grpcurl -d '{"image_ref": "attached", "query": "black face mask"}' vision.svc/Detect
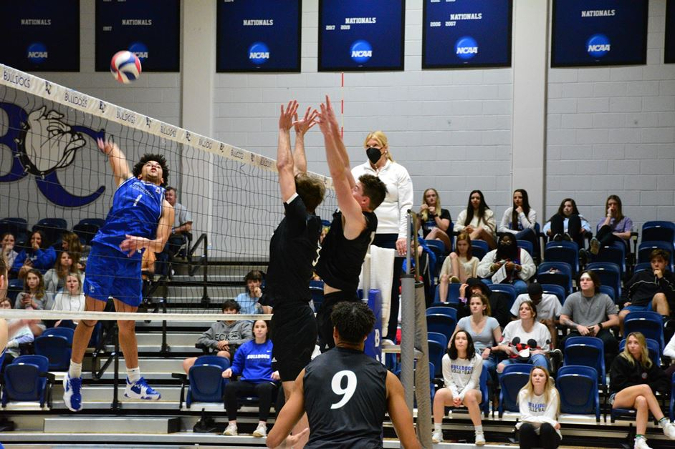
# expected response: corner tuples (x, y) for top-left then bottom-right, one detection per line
(366, 146), (382, 164)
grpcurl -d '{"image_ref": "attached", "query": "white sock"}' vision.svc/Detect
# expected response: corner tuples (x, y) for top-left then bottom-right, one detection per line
(434, 423), (442, 432)
(127, 367), (141, 383)
(475, 425), (484, 433)
(69, 361), (82, 379)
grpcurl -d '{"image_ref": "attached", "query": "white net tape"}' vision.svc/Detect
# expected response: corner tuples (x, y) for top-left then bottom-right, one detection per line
(1, 309), (272, 322)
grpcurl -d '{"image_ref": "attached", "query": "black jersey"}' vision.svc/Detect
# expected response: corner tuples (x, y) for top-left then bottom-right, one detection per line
(303, 347), (387, 449)
(315, 210), (377, 294)
(266, 195), (322, 308)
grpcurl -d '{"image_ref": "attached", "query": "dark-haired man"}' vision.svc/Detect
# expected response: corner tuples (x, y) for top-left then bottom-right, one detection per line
(267, 301), (421, 449)
(314, 96), (388, 352)
(63, 138), (174, 412)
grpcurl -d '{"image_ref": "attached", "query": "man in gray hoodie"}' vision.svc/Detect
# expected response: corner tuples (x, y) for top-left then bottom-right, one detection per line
(181, 299), (253, 373)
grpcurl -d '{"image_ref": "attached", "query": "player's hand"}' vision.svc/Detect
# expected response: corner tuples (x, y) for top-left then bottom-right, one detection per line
(282, 427), (309, 448)
(221, 368), (232, 379)
(96, 137), (116, 156)
(324, 95), (341, 133)
(279, 100), (299, 131)
(655, 269), (663, 279)
(293, 107), (318, 135)
(271, 370), (280, 381)
(395, 238), (406, 256)
(119, 235), (148, 257)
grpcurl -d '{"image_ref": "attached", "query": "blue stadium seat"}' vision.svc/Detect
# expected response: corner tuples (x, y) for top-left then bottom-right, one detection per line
(642, 221), (675, 247)
(426, 314), (456, 340)
(34, 334), (72, 371)
(428, 332), (448, 352)
(623, 311), (665, 354)
(516, 239), (534, 258)
(537, 262), (573, 295)
(598, 285), (616, 303)
(593, 241), (626, 278)
(182, 356), (230, 408)
(557, 365), (601, 422)
(633, 262), (652, 275)
(433, 283), (461, 304)
(587, 262), (622, 299)
(563, 336), (606, 392)
(541, 284), (566, 306)
(1, 355), (53, 408)
(0, 218), (29, 247)
(488, 284), (517, 311)
(471, 239), (489, 261)
(498, 363), (533, 417)
(426, 306), (457, 322)
(428, 340), (445, 378)
(32, 218), (68, 247)
(545, 241), (579, 276)
(638, 241), (674, 272)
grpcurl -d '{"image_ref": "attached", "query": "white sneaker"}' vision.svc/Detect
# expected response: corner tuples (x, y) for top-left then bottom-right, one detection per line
(475, 431), (486, 446)
(124, 377), (161, 401)
(253, 423), (267, 438)
(634, 436), (652, 449)
(432, 429), (443, 443)
(223, 423), (238, 436)
(662, 421), (675, 439)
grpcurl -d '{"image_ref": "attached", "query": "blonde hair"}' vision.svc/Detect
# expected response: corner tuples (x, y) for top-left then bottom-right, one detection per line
(620, 332), (652, 369)
(66, 273), (83, 295)
(363, 131), (394, 162)
(519, 367), (560, 417)
(420, 188), (441, 222)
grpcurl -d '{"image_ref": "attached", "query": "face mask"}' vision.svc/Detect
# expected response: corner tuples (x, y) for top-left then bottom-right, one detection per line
(366, 147), (382, 164)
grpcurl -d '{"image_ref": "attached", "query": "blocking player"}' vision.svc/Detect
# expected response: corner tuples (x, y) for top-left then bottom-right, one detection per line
(63, 138), (174, 412)
(267, 301), (421, 449)
(314, 96), (387, 352)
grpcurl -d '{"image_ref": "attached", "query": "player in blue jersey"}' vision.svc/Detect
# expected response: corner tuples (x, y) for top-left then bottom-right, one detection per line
(63, 138), (174, 412)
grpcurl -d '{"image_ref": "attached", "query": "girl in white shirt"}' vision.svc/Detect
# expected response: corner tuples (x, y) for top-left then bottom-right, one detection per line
(454, 190), (496, 249)
(495, 301), (551, 373)
(432, 330), (485, 446)
(52, 273), (85, 328)
(516, 366), (561, 449)
(438, 232), (479, 302)
(498, 189), (539, 259)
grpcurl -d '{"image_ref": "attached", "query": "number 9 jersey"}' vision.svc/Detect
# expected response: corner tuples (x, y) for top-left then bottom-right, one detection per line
(303, 346), (388, 448)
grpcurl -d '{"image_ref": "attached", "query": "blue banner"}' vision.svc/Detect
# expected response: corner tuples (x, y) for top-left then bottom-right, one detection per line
(666, 0), (675, 63)
(0, 0), (80, 72)
(423, 0), (512, 69)
(95, 0), (180, 72)
(217, 0), (301, 72)
(318, 0), (405, 72)
(364, 290), (383, 363)
(551, 0), (648, 67)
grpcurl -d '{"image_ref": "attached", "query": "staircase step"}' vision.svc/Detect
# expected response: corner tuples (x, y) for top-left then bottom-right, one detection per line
(43, 416), (180, 433)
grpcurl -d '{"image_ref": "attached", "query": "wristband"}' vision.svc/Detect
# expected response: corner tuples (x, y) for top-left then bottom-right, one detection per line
(597, 322), (603, 330)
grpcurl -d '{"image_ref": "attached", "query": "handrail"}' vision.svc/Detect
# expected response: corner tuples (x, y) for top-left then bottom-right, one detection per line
(187, 233), (210, 304)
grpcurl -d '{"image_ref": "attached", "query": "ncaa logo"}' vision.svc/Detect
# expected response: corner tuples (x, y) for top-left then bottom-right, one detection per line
(455, 36), (478, 60)
(129, 42), (149, 62)
(350, 40), (372, 64)
(27, 42), (48, 64)
(587, 34), (610, 58)
(249, 42), (270, 65)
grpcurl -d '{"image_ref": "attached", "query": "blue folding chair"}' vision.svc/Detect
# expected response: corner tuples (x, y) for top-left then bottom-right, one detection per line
(598, 285), (616, 303)
(537, 262), (573, 295)
(669, 371), (675, 422)
(426, 314), (456, 340)
(0, 218), (29, 247)
(1, 355), (53, 408)
(471, 239), (489, 261)
(427, 306), (457, 322)
(32, 218), (68, 246)
(557, 365), (601, 422)
(563, 336), (606, 395)
(642, 221), (675, 247)
(593, 241), (626, 278)
(545, 241), (580, 276)
(428, 340), (445, 379)
(433, 283), (461, 305)
(42, 327), (75, 343)
(633, 262), (652, 275)
(428, 332), (448, 352)
(541, 284), (566, 306)
(638, 241), (674, 271)
(498, 363), (533, 417)
(624, 311), (665, 353)
(517, 240), (534, 258)
(489, 284), (517, 311)
(34, 334), (71, 371)
(587, 262), (622, 299)
(180, 356), (231, 408)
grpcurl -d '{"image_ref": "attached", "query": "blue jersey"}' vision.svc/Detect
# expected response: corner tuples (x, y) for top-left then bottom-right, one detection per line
(92, 177), (165, 257)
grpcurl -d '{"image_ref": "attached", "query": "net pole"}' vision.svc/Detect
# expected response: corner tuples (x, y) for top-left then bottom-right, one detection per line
(414, 280), (432, 448)
(400, 212), (416, 411)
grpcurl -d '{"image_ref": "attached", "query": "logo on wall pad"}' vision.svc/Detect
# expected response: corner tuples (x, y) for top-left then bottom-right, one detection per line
(27, 43), (48, 64)
(455, 36), (478, 60)
(350, 40), (373, 64)
(129, 42), (149, 62)
(586, 34), (610, 58)
(249, 42), (270, 65)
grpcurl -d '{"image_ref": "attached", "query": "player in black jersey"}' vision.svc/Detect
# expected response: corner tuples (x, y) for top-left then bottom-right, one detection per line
(267, 301), (420, 449)
(314, 96), (387, 352)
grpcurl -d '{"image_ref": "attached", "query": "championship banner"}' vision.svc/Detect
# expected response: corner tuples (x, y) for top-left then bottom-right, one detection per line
(666, 0), (675, 64)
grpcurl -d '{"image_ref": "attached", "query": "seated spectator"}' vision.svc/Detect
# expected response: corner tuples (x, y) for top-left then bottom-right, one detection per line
(43, 250), (79, 294)
(453, 292), (501, 382)
(516, 366), (561, 449)
(61, 231), (86, 271)
(542, 198), (590, 248)
(495, 301), (551, 373)
(2, 232), (18, 273)
(438, 233), (478, 302)
(419, 188), (452, 252)
(432, 330), (485, 445)
(235, 270), (265, 315)
(182, 299), (253, 373)
(458, 278), (511, 329)
(52, 273), (85, 329)
(11, 230), (56, 279)
(620, 249), (674, 326)
(560, 270), (619, 369)
(589, 195), (633, 255)
(610, 332), (675, 449)
(499, 189), (539, 257)
(15, 268), (53, 310)
(511, 283), (562, 349)
(454, 190), (497, 249)
(164, 186), (193, 258)
(0, 297), (34, 371)
(477, 234), (535, 295)
(222, 319), (280, 438)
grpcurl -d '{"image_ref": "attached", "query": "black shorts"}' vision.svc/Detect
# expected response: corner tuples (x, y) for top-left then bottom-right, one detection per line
(316, 291), (360, 353)
(271, 303), (317, 382)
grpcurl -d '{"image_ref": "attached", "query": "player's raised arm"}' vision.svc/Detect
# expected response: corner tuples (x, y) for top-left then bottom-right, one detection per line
(266, 370), (308, 448)
(97, 137), (131, 187)
(292, 106), (318, 176)
(277, 101), (300, 203)
(386, 371), (422, 449)
(324, 95), (356, 189)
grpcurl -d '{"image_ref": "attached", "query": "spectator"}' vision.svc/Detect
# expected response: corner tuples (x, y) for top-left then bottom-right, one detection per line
(454, 190), (497, 249)
(516, 366), (561, 449)
(419, 188), (451, 252)
(542, 198), (590, 248)
(477, 234), (536, 294)
(2, 232), (18, 271)
(182, 299), (253, 373)
(560, 270), (619, 369)
(0, 297), (34, 371)
(590, 195), (633, 256)
(15, 268), (53, 310)
(222, 319), (280, 438)
(499, 189), (539, 258)
(43, 250), (80, 294)
(11, 230), (56, 279)
(165, 186), (193, 258)
(610, 332), (675, 449)
(432, 330), (485, 445)
(52, 273), (85, 329)
(61, 232), (86, 271)
(235, 270), (265, 315)
(620, 249), (674, 325)
(459, 278), (511, 329)
(495, 301), (551, 373)
(352, 130), (413, 344)
(453, 292), (501, 382)
(511, 283), (562, 349)
(438, 232), (479, 302)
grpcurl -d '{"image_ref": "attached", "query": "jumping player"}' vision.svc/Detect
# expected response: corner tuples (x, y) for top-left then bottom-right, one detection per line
(315, 96), (387, 352)
(63, 138), (174, 412)
(267, 101), (325, 444)
(267, 301), (421, 449)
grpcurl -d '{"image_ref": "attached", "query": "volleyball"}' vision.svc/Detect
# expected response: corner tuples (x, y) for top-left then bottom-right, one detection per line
(110, 51), (142, 84)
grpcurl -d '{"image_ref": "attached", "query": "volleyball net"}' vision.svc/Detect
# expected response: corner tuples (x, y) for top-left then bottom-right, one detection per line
(0, 64), (336, 312)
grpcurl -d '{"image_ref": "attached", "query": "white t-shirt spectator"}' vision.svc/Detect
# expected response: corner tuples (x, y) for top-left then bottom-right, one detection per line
(510, 293), (562, 321)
